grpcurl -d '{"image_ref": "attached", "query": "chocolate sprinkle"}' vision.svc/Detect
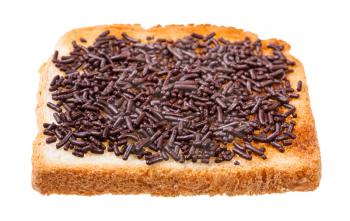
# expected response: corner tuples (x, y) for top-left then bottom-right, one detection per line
(46, 136), (57, 144)
(297, 80), (302, 92)
(43, 31), (301, 165)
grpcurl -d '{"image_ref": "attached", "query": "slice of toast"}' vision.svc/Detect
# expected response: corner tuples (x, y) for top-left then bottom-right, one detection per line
(32, 24), (321, 196)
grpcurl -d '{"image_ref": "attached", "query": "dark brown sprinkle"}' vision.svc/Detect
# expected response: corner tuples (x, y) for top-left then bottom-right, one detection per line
(283, 140), (293, 146)
(121, 32), (139, 43)
(244, 142), (265, 157)
(191, 33), (204, 39)
(146, 154), (163, 165)
(160, 149), (169, 160)
(204, 32), (216, 41)
(288, 122), (295, 133)
(297, 80), (302, 91)
(54, 129), (64, 139)
(122, 144), (134, 160)
(53, 51), (59, 61)
(217, 106), (224, 123)
(72, 150), (84, 157)
(53, 113), (62, 124)
(271, 142), (285, 152)
(79, 144), (91, 153)
(276, 134), (289, 141)
(63, 143), (71, 151)
(43, 123), (51, 128)
(233, 143), (245, 152)
(111, 143), (121, 156)
(232, 148), (252, 160)
(46, 136), (57, 144)
(164, 145), (180, 161)
(102, 126), (110, 138)
(215, 97), (227, 109)
(124, 116), (134, 131)
(234, 161), (240, 166)
(117, 139), (127, 146)
(43, 129), (55, 136)
(98, 30), (110, 38)
(167, 45), (183, 60)
(253, 134), (268, 142)
(266, 122), (281, 141)
(43, 31), (300, 165)
(113, 116), (124, 128)
(80, 37), (87, 43)
(284, 131), (297, 139)
(174, 84), (197, 90)
(136, 137), (151, 150)
(50, 75), (59, 86)
(47, 102), (62, 112)
(73, 131), (90, 138)
(69, 138), (86, 147)
(56, 131), (72, 148)
(222, 150), (234, 161)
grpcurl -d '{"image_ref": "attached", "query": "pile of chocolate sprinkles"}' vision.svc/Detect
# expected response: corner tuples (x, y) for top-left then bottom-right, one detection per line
(43, 30), (302, 165)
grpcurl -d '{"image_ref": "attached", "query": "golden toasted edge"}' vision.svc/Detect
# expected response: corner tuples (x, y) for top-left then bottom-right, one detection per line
(32, 24), (321, 195)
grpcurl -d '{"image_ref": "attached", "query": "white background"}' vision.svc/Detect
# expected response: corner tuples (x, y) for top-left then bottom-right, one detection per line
(0, 0), (349, 220)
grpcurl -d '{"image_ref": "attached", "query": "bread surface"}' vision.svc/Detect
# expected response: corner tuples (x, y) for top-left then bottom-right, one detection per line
(32, 24), (321, 196)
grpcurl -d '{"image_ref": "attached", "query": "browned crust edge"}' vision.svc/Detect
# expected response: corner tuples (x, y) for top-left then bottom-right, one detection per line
(32, 24), (321, 196)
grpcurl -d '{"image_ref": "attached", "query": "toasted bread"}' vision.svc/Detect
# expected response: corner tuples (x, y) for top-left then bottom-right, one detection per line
(32, 24), (321, 196)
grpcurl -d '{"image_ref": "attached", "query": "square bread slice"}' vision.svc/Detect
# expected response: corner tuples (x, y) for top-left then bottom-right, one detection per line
(32, 24), (321, 196)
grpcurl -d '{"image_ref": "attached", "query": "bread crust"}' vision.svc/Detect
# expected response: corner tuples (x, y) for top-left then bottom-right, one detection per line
(32, 24), (321, 196)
